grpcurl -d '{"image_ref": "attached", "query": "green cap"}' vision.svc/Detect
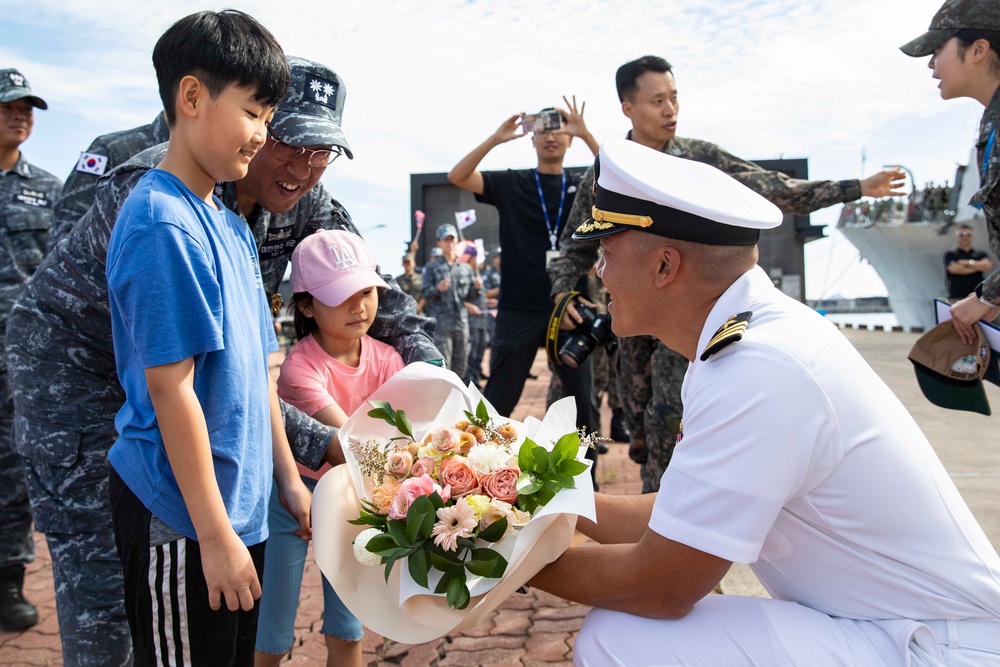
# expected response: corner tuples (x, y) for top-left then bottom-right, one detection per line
(908, 321), (991, 415)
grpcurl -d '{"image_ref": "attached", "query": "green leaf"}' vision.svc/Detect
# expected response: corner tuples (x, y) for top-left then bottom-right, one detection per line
(530, 447), (549, 475)
(408, 548), (429, 588)
(516, 472), (543, 496)
(429, 550), (458, 572)
(518, 439), (537, 472)
(434, 566), (459, 594)
(469, 548), (509, 578)
(386, 519), (411, 548)
(549, 472), (576, 490)
(551, 432), (580, 467)
(446, 571), (470, 609)
(463, 409), (476, 424)
(367, 407), (391, 421)
(476, 399), (490, 425)
(477, 517), (508, 543)
(348, 513), (386, 527)
(428, 491), (446, 511)
(537, 486), (556, 507)
(405, 496), (434, 544)
(556, 459), (589, 477)
(456, 536), (476, 552)
(396, 410), (415, 439)
(369, 400), (393, 414)
(366, 533), (398, 555)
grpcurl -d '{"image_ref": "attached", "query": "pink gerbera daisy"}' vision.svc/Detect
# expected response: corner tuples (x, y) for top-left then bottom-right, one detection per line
(431, 498), (478, 552)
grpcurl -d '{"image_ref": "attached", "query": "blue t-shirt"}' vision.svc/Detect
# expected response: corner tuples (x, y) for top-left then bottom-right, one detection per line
(106, 169), (278, 546)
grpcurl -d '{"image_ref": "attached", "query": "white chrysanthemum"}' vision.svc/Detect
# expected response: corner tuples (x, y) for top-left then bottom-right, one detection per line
(353, 528), (384, 567)
(467, 443), (513, 475)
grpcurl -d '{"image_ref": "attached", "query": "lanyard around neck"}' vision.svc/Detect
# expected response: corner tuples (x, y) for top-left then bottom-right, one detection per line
(534, 169), (567, 251)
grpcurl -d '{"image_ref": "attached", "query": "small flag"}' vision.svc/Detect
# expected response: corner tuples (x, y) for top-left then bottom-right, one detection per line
(455, 209), (477, 230)
(414, 210), (425, 231)
(75, 152), (108, 176)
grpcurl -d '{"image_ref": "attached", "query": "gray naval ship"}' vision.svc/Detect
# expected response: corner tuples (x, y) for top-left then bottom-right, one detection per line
(837, 147), (995, 332)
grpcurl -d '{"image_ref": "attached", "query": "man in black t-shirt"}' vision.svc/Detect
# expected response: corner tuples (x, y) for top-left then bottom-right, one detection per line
(945, 224), (993, 299)
(447, 99), (600, 427)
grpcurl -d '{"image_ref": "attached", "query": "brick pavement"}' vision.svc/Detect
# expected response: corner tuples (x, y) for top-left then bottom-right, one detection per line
(0, 348), (641, 666)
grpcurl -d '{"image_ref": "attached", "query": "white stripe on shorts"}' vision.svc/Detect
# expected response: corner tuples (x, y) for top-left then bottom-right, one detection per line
(148, 540), (192, 666)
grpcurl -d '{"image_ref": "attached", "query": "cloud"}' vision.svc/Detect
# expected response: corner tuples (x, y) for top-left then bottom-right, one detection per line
(3, 0), (975, 293)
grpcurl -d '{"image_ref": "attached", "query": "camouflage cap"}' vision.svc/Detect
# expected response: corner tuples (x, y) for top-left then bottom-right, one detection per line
(900, 0), (1000, 57)
(268, 56), (353, 159)
(0, 69), (47, 109)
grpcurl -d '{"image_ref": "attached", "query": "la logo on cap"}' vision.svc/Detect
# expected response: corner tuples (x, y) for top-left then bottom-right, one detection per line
(329, 243), (359, 270)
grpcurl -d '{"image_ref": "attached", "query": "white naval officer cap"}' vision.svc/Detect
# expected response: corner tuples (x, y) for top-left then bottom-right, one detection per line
(572, 139), (783, 245)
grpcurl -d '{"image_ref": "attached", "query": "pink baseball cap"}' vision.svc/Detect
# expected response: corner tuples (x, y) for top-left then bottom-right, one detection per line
(290, 230), (388, 307)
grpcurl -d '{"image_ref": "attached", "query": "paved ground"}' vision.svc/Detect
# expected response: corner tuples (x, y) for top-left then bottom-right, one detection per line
(2, 327), (998, 665)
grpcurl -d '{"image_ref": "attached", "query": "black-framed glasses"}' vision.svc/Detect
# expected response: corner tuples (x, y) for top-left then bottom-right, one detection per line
(266, 124), (343, 168)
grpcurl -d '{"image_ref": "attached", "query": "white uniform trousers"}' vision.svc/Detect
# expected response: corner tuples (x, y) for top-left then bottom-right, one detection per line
(574, 595), (1000, 667)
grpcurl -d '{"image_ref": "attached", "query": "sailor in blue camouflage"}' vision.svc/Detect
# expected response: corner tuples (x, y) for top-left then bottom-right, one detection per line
(549, 54), (906, 494)
(0, 67), (60, 632)
(6, 57), (438, 666)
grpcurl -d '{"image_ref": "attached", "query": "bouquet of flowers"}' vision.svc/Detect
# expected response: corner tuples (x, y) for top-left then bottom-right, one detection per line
(312, 363), (596, 644)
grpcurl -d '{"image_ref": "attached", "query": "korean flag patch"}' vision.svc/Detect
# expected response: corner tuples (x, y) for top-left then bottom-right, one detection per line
(75, 152), (108, 176)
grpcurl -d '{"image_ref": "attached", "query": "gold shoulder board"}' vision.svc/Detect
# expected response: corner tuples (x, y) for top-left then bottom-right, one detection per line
(699, 311), (752, 361)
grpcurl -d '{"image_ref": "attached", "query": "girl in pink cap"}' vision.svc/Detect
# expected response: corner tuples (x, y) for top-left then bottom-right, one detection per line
(256, 229), (405, 667)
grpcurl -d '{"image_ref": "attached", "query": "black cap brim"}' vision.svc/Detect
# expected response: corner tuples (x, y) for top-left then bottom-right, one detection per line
(912, 362), (991, 415)
(900, 29), (957, 57)
(571, 217), (630, 242)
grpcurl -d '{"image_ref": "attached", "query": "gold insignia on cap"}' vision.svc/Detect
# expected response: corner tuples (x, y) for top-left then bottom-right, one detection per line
(700, 311), (752, 361)
(591, 206), (653, 228)
(575, 219), (615, 234)
(269, 292), (284, 315)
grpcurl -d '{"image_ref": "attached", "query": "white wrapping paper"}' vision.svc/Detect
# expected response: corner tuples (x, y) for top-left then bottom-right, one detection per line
(311, 363), (596, 643)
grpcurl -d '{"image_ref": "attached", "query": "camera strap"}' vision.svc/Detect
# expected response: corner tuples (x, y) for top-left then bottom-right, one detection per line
(546, 291), (581, 366)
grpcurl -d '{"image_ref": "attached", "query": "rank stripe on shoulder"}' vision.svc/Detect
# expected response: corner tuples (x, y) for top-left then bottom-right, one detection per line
(699, 311), (752, 361)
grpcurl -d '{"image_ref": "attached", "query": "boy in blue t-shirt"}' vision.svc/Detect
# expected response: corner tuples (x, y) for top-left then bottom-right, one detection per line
(105, 10), (312, 664)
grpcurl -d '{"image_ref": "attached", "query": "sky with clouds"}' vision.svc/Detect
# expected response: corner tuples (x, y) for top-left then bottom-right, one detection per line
(2, 0), (985, 299)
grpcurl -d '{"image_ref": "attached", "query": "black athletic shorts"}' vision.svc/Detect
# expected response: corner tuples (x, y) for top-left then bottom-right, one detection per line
(110, 467), (266, 666)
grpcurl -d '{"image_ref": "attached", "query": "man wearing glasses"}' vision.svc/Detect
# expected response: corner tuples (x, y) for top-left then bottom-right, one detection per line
(5, 57), (438, 667)
(945, 224), (994, 300)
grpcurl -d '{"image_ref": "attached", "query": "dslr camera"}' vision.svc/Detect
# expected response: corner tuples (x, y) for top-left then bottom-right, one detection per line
(559, 302), (613, 368)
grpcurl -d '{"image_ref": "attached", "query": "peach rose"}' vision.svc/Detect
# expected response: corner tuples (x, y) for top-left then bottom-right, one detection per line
(480, 466), (520, 504)
(438, 455), (480, 498)
(409, 456), (437, 478)
(431, 427), (463, 454)
(388, 474), (451, 520)
(370, 477), (401, 515)
(384, 449), (413, 479)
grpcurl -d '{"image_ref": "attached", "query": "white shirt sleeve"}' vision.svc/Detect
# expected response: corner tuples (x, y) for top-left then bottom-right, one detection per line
(648, 340), (842, 564)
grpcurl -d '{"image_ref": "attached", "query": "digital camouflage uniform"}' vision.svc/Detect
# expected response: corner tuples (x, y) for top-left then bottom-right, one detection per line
(49, 114), (168, 245)
(6, 141), (438, 666)
(0, 154), (61, 573)
(548, 134), (865, 492)
(421, 255), (478, 379)
(973, 85), (1000, 306)
(395, 269), (423, 303)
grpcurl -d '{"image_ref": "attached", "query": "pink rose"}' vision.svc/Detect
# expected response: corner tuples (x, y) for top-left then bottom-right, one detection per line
(438, 455), (480, 498)
(409, 456), (437, 478)
(388, 474), (451, 520)
(431, 427), (462, 454)
(384, 450), (413, 479)
(481, 466), (520, 504)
